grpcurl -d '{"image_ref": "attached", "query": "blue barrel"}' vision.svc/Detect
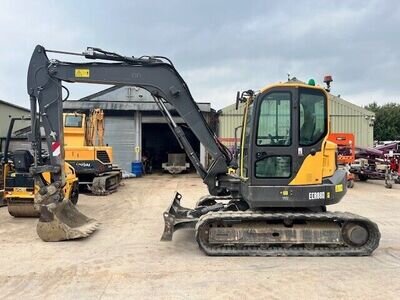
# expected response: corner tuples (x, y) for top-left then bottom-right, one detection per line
(131, 161), (143, 177)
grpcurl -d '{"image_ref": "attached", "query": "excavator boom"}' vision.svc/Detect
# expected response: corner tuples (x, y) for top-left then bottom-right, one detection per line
(27, 45), (236, 242)
(28, 46), (236, 195)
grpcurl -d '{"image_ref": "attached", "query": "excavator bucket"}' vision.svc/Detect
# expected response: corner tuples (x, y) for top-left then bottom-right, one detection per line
(36, 198), (99, 242)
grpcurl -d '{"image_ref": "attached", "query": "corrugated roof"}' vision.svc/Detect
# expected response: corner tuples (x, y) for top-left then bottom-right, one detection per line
(66, 85), (212, 112)
(0, 99), (30, 112)
(330, 95), (374, 116)
(64, 100), (212, 112)
(79, 85), (124, 101)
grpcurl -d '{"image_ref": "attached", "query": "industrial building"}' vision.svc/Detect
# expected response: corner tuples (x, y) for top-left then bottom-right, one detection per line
(0, 99), (31, 152)
(218, 84), (375, 150)
(63, 86), (217, 172)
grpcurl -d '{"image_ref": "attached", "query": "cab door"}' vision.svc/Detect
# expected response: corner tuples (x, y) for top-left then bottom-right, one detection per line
(250, 88), (299, 186)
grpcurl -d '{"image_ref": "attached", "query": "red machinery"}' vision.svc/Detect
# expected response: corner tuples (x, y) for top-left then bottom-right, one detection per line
(328, 133), (355, 164)
(350, 144), (400, 189)
(328, 133), (355, 188)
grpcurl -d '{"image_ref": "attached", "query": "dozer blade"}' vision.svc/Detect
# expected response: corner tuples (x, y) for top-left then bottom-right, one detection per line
(161, 192), (226, 241)
(161, 192), (198, 241)
(37, 198), (99, 242)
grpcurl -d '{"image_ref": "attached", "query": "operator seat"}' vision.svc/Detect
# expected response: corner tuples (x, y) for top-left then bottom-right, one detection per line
(13, 150), (34, 173)
(6, 150), (35, 189)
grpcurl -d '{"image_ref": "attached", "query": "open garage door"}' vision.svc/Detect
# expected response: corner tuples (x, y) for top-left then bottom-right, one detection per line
(142, 123), (199, 171)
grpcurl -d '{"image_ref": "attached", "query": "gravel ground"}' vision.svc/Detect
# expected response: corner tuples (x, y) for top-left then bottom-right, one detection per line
(0, 174), (399, 299)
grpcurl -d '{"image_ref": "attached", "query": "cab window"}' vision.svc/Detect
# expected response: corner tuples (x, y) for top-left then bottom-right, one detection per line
(299, 90), (327, 146)
(240, 102), (253, 178)
(256, 92), (291, 146)
(255, 155), (291, 178)
(64, 115), (83, 128)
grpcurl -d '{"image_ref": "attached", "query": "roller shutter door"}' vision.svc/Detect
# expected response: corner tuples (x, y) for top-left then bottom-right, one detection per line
(104, 116), (136, 172)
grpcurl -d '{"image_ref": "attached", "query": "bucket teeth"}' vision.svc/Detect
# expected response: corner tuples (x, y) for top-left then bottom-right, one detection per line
(36, 199), (99, 242)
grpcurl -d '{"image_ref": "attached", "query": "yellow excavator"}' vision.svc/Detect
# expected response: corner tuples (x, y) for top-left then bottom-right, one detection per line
(26, 45), (380, 257)
(63, 109), (121, 195)
(2, 117), (79, 217)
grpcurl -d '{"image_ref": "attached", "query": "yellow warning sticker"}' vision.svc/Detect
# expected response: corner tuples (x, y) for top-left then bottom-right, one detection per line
(335, 184), (343, 193)
(75, 69), (90, 78)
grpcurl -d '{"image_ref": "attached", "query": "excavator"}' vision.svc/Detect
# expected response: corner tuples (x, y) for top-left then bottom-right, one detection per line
(26, 45), (380, 256)
(1, 117), (79, 217)
(64, 109), (121, 195)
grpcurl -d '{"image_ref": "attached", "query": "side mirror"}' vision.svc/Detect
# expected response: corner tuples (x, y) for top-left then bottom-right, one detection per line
(236, 89), (254, 110)
(235, 91), (240, 110)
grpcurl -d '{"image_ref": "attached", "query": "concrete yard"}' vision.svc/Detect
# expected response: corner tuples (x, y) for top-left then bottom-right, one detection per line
(0, 174), (399, 299)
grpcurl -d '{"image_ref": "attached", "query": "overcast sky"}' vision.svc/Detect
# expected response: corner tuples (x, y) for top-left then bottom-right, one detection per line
(0, 0), (399, 109)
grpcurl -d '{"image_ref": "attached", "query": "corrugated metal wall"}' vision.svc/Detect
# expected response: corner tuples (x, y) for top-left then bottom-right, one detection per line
(218, 104), (244, 151)
(104, 116), (137, 172)
(218, 95), (375, 148)
(0, 102), (30, 138)
(329, 95), (374, 147)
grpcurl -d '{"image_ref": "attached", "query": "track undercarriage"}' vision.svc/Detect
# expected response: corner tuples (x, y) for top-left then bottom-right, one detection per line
(89, 170), (122, 195)
(162, 192), (380, 256)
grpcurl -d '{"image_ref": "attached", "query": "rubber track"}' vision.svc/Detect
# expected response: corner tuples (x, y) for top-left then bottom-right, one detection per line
(195, 211), (381, 257)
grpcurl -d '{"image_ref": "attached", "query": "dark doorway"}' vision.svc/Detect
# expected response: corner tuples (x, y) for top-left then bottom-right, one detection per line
(142, 123), (200, 170)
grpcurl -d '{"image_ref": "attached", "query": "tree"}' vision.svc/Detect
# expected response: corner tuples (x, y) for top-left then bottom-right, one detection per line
(365, 102), (400, 141)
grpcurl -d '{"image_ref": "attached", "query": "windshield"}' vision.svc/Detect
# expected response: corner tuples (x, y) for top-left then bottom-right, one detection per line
(64, 115), (83, 128)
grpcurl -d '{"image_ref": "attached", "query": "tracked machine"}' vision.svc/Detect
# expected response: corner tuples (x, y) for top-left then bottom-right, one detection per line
(27, 45), (380, 255)
(64, 109), (121, 195)
(1, 117), (79, 217)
